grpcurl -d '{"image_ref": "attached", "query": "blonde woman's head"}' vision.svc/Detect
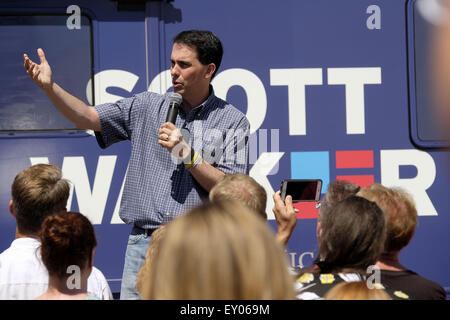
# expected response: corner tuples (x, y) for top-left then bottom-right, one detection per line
(140, 200), (294, 300)
(357, 184), (417, 253)
(325, 281), (391, 300)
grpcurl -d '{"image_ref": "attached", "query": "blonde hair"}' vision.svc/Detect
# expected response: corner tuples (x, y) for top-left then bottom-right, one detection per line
(324, 281), (391, 300)
(140, 201), (294, 299)
(357, 184), (417, 253)
(209, 174), (267, 219)
(11, 164), (70, 235)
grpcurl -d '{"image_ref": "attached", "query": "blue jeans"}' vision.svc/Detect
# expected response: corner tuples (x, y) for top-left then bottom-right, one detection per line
(120, 227), (152, 300)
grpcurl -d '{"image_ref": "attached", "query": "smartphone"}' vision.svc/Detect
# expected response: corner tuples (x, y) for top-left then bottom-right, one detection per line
(280, 179), (322, 202)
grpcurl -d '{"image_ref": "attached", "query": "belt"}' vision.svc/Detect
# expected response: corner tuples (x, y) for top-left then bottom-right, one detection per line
(131, 225), (155, 237)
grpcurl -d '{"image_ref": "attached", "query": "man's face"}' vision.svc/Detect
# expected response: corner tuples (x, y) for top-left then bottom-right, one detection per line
(170, 42), (212, 99)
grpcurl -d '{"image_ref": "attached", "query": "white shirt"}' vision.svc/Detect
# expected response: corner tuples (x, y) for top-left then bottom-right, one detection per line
(0, 238), (113, 300)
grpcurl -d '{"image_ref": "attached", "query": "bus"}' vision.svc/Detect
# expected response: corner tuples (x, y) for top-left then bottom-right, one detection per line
(0, 0), (448, 297)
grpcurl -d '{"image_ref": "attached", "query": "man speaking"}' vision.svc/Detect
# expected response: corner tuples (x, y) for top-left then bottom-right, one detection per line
(24, 30), (250, 299)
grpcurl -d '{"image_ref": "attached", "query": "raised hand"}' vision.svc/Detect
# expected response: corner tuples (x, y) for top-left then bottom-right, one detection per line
(24, 48), (52, 90)
(272, 190), (298, 247)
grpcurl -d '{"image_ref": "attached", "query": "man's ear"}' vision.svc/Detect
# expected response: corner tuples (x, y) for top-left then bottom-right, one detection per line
(9, 200), (15, 218)
(205, 63), (216, 79)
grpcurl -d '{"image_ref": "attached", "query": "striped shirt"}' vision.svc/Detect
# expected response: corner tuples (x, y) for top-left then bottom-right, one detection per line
(94, 87), (250, 229)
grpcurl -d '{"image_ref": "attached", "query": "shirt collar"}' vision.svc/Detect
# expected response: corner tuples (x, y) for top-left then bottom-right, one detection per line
(198, 85), (215, 111)
(11, 237), (41, 248)
(180, 85), (215, 117)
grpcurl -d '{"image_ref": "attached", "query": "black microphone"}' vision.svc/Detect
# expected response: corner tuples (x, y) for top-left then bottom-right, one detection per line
(166, 93), (183, 124)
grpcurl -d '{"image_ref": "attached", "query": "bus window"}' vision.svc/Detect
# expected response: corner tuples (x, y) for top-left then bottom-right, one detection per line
(408, 1), (450, 148)
(0, 14), (92, 132)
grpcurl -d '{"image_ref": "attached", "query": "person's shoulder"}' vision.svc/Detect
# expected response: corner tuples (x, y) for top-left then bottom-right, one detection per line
(0, 242), (14, 258)
(97, 91), (166, 116)
(381, 269), (445, 299)
(382, 268), (443, 288)
(209, 95), (250, 129)
(405, 270), (446, 293)
(88, 267), (113, 300)
(213, 95), (246, 116)
(133, 90), (167, 104)
(90, 266), (108, 280)
(94, 91), (165, 118)
(0, 238), (39, 260)
(88, 266), (109, 288)
(0, 243), (47, 286)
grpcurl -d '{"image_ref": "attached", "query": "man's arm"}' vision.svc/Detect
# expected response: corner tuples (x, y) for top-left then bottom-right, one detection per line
(24, 48), (101, 131)
(158, 122), (225, 192)
(186, 158), (225, 192)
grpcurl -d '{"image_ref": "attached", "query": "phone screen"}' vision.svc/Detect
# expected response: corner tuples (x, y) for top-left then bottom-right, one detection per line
(281, 180), (322, 201)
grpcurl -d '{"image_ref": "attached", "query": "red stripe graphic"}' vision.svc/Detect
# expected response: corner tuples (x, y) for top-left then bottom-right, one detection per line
(336, 175), (374, 188)
(293, 201), (320, 219)
(336, 150), (374, 168)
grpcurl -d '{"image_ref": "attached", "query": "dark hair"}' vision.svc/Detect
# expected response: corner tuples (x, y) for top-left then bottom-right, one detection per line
(11, 164), (70, 235)
(318, 196), (386, 273)
(40, 211), (97, 279)
(318, 180), (361, 221)
(174, 30), (223, 78)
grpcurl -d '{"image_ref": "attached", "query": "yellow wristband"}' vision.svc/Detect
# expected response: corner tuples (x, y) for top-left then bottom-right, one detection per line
(184, 151), (198, 169)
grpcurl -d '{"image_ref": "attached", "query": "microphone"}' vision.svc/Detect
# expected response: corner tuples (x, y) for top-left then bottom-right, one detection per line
(166, 93), (183, 124)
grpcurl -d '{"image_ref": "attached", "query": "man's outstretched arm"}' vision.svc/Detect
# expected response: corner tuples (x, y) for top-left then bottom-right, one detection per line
(24, 48), (101, 131)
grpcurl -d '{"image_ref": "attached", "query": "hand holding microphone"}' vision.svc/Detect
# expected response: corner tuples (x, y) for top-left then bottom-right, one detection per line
(158, 93), (189, 158)
(159, 92), (182, 142)
(158, 93), (201, 169)
(166, 92), (183, 124)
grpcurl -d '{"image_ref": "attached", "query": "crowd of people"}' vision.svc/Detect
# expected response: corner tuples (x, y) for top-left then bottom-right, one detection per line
(0, 164), (446, 300)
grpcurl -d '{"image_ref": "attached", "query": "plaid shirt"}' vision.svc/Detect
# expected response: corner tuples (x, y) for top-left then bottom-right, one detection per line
(95, 87), (250, 229)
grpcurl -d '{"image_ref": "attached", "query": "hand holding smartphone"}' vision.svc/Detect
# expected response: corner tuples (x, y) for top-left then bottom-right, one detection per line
(280, 179), (322, 202)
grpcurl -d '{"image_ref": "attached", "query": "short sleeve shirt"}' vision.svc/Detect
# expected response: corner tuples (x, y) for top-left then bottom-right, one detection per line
(0, 238), (113, 300)
(94, 88), (250, 229)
